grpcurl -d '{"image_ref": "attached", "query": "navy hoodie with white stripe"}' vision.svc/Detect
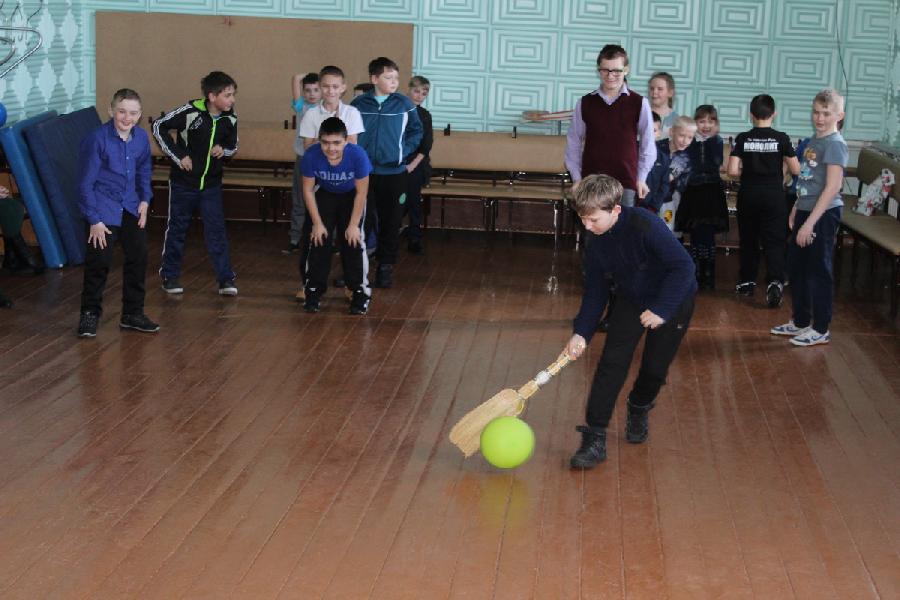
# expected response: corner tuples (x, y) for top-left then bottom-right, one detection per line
(152, 98), (238, 190)
(351, 92), (423, 175)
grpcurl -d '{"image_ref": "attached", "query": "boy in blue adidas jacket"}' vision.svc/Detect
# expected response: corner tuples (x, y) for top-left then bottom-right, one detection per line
(351, 57), (423, 288)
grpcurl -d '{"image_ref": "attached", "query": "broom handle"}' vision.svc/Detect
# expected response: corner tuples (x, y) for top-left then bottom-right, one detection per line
(516, 352), (572, 401)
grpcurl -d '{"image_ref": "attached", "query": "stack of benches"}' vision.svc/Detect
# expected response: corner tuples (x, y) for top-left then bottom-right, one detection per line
(423, 131), (572, 246)
(837, 145), (900, 317)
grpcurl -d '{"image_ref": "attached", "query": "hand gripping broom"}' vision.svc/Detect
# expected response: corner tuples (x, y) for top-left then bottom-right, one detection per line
(449, 352), (573, 457)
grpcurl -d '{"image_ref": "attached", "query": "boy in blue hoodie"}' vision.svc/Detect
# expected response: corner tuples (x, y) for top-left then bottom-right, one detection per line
(351, 57), (423, 288)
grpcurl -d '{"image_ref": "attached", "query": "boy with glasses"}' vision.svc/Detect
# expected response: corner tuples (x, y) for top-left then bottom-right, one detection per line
(564, 44), (656, 207)
(565, 44), (658, 330)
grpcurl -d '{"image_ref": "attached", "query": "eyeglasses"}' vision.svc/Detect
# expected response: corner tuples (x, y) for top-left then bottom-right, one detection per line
(597, 68), (626, 76)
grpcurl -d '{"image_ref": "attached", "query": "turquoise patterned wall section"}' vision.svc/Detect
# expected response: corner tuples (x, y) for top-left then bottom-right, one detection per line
(0, 1), (894, 145)
(888, 0), (900, 146)
(0, 1), (83, 125)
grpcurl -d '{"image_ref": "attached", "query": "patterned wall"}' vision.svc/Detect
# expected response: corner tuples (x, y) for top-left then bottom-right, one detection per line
(0, 0), (898, 145)
(0, 1), (83, 124)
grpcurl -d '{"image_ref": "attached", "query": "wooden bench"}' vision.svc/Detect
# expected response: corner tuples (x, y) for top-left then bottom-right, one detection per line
(147, 122), (297, 226)
(424, 132), (571, 245)
(836, 146), (900, 317)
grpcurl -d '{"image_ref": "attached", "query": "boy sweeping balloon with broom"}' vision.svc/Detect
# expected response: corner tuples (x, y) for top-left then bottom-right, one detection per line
(565, 174), (696, 469)
(450, 174), (696, 470)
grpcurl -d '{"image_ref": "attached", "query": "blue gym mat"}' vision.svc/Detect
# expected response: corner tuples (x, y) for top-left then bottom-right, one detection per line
(0, 111), (65, 267)
(24, 107), (102, 266)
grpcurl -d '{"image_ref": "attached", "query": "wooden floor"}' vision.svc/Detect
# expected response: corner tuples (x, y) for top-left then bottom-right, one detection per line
(0, 221), (898, 600)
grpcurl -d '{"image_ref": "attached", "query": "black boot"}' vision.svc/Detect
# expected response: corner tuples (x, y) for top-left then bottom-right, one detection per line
(570, 425), (607, 469)
(625, 398), (654, 443)
(4, 234), (44, 274)
(372, 263), (394, 289)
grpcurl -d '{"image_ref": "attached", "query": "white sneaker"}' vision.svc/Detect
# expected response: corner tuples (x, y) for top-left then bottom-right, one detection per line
(770, 321), (811, 336)
(790, 329), (830, 347)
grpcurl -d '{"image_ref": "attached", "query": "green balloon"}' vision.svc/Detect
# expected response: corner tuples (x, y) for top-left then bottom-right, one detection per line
(480, 416), (535, 469)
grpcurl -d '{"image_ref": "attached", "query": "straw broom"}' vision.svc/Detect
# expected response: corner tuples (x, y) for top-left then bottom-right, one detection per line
(449, 352), (573, 457)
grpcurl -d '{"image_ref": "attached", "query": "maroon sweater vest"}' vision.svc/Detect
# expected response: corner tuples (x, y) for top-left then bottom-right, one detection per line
(581, 90), (644, 190)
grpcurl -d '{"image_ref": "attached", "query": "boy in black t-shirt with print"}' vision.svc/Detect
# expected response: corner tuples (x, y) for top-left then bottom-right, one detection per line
(727, 94), (800, 308)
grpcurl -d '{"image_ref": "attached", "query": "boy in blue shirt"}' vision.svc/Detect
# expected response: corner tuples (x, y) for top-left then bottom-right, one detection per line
(301, 117), (373, 314)
(564, 174), (696, 469)
(77, 88), (158, 338)
(351, 57), (423, 288)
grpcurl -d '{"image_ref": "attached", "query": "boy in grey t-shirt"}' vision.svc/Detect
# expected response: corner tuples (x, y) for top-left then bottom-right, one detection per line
(770, 89), (848, 346)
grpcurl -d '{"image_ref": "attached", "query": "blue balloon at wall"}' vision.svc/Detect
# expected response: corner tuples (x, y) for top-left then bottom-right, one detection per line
(0, 102), (7, 128)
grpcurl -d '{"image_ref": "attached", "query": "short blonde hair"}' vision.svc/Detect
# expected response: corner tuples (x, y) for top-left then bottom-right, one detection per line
(814, 88), (845, 113)
(670, 115), (696, 133)
(572, 174), (623, 214)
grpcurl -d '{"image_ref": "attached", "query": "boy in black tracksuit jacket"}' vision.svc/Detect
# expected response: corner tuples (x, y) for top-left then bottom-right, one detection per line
(153, 71), (239, 296)
(351, 57), (423, 288)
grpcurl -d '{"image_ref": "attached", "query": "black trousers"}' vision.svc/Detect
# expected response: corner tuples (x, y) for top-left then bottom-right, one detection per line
(80, 211), (148, 316)
(737, 185), (788, 284)
(365, 172), (408, 265)
(405, 164), (428, 242)
(304, 188), (368, 294)
(585, 293), (694, 428)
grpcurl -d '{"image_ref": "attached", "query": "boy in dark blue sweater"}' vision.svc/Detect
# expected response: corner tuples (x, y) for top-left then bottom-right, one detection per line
(565, 174), (697, 469)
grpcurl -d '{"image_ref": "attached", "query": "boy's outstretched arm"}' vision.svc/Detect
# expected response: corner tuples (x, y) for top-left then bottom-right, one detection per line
(152, 105), (188, 166)
(221, 119), (238, 158)
(726, 155), (741, 178)
(401, 105), (423, 160)
(564, 100), (585, 182)
(795, 164), (842, 247)
(645, 220), (696, 321)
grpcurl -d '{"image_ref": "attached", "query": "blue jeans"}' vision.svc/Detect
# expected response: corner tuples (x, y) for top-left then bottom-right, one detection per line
(788, 207), (841, 334)
(160, 181), (235, 283)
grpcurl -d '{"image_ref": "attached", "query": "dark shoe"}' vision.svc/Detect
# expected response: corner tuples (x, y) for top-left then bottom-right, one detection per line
(119, 313), (160, 333)
(735, 281), (756, 296)
(349, 289), (370, 315)
(304, 288), (321, 313)
(162, 279), (184, 294)
(77, 311), (99, 338)
(4, 234), (44, 274)
(281, 242), (300, 255)
(218, 279), (238, 296)
(570, 425), (607, 469)
(372, 263), (394, 289)
(766, 280), (784, 308)
(408, 239), (424, 254)
(0, 291), (11, 308)
(625, 399), (654, 444)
